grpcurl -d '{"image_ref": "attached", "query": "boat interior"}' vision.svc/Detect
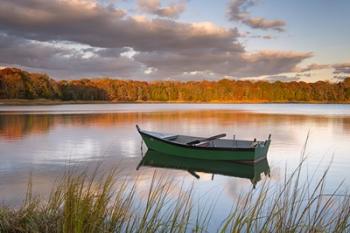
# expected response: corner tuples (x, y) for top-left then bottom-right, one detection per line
(142, 130), (268, 149)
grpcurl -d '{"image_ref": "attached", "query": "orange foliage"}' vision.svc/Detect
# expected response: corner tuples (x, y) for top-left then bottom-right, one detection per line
(1, 67), (350, 103)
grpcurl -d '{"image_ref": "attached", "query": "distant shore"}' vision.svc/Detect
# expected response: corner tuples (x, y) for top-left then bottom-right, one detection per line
(2, 68), (350, 105)
(1, 99), (350, 105)
(0, 99), (118, 105)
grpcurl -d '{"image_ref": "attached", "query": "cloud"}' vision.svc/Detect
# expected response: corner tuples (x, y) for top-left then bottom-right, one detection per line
(333, 63), (350, 74)
(0, 34), (144, 79)
(295, 63), (330, 72)
(0, 0), (311, 80)
(262, 35), (273, 39)
(240, 50), (312, 76)
(0, 0), (232, 53)
(296, 72), (311, 78)
(243, 17), (285, 32)
(241, 32), (274, 40)
(333, 75), (349, 81)
(264, 75), (300, 82)
(332, 63), (350, 80)
(228, 0), (286, 32)
(137, 50), (311, 79)
(293, 62), (350, 81)
(137, 0), (186, 18)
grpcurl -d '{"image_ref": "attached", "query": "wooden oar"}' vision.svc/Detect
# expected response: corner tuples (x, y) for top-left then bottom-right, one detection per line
(187, 133), (226, 145)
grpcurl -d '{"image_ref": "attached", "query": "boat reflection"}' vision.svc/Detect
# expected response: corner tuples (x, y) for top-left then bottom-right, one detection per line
(137, 150), (270, 187)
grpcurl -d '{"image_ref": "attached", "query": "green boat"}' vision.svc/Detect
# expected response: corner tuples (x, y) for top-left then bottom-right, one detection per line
(136, 125), (271, 163)
(137, 150), (270, 186)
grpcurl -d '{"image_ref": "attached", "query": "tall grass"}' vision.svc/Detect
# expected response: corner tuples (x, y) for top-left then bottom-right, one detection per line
(0, 158), (349, 232)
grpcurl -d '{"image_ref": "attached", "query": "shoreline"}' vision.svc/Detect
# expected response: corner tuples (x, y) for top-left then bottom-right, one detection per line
(1, 99), (350, 105)
(0, 99), (350, 106)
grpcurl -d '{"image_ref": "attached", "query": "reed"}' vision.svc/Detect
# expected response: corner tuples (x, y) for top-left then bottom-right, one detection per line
(0, 158), (349, 232)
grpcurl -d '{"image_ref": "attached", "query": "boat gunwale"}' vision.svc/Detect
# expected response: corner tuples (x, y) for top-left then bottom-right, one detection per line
(138, 129), (257, 152)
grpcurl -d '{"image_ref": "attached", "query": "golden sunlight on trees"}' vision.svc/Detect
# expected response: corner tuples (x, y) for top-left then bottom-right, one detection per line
(1, 68), (349, 103)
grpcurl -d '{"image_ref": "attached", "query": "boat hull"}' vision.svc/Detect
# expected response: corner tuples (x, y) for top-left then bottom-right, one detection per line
(139, 131), (270, 162)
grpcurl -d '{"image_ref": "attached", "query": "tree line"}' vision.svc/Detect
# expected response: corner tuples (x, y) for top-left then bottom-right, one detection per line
(1, 67), (350, 102)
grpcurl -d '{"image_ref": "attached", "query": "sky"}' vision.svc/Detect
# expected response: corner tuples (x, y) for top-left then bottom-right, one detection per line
(0, 0), (349, 82)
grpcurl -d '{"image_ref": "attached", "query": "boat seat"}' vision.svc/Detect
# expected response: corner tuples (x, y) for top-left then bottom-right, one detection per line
(196, 141), (210, 147)
(162, 134), (178, 140)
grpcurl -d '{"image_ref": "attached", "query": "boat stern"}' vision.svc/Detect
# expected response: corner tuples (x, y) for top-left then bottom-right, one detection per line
(253, 135), (271, 162)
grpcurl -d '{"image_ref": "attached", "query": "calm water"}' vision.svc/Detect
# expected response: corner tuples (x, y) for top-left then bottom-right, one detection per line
(1, 103), (350, 224)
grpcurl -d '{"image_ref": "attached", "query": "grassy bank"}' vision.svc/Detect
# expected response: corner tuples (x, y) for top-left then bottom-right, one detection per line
(0, 159), (349, 233)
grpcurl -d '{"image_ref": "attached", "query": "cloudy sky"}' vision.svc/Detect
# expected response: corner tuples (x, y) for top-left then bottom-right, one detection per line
(0, 0), (349, 82)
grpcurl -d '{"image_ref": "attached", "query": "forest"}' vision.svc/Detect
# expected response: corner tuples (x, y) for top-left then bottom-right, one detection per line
(1, 67), (350, 103)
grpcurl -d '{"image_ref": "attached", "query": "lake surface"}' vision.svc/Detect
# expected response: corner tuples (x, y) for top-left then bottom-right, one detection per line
(1, 103), (350, 226)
